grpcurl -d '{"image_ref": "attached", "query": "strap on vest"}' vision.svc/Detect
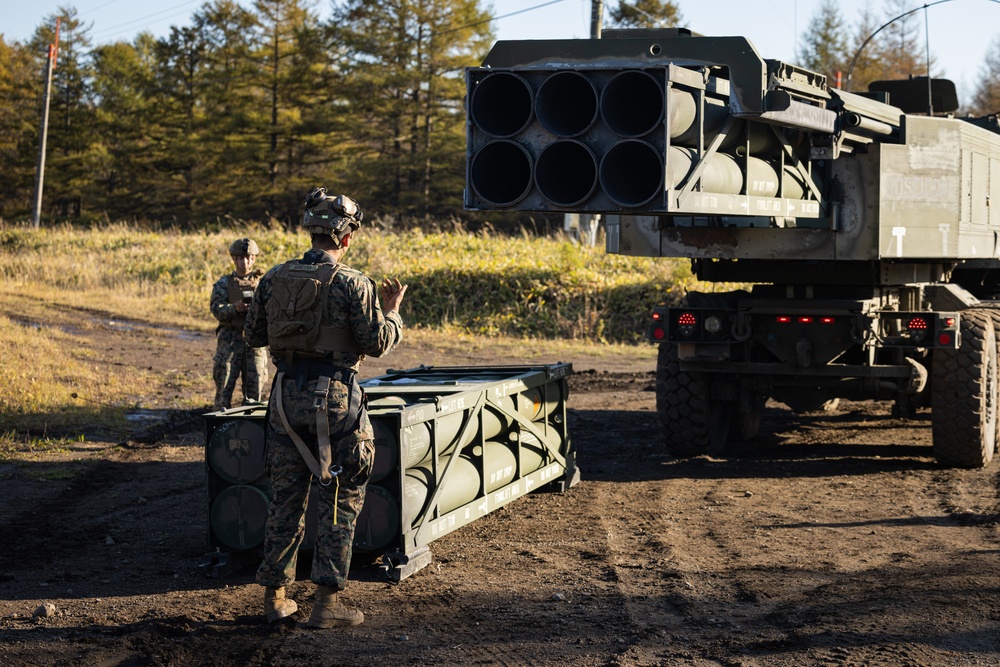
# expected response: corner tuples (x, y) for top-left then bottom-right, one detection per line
(272, 369), (365, 486)
(273, 371), (335, 485)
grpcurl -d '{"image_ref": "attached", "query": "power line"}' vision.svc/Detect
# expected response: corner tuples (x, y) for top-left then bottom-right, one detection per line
(77, 0), (128, 18)
(435, 0), (569, 35)
(88, 0), (204, 39)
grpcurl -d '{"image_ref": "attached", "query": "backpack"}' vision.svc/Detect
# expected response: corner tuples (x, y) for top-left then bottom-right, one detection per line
(266, 261), (360, 358)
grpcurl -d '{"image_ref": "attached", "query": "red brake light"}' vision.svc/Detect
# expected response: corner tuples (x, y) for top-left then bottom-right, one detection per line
(678, 312), (697, 326)
(776, 316), (791, 324)
(797, 316), (813, 324)
(820, 317), (835, 324)
(908, 317), (929, 331)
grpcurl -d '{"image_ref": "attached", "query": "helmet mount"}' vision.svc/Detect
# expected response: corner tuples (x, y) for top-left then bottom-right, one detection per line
(302, 187), (364, 237)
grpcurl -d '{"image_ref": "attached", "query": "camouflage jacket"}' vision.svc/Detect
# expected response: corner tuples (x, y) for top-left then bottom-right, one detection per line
(210, 270), (263, 331)
(243, 248), (403, 371)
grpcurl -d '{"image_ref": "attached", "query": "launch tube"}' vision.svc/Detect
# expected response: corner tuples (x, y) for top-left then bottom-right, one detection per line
(209, 484), (269, 551)
(536, 71), (598, 137)
(469, 71), (533, 137)
(469, 140), (532, 206)
(666, 87), (697, 140)
(600, 140), (664, 207)
(207, 419), (266, 484)
(780, 165), (808, 200)
(600, 70), (665, 138)
(371, 421), (434, 483)
(667, 146), (743, 194)
(353, 485), (400, 551)
(519, 427), (563, 474)
(535, 140), (598, 206)
(745, 156), (780, 197)
(403, 454), (481, 528)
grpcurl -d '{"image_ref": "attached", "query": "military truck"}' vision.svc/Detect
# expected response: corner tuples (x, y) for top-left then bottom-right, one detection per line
(464, 28), (1000, 468)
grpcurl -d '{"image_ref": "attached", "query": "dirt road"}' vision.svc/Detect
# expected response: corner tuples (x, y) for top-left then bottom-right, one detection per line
(1, 309), (999, 666)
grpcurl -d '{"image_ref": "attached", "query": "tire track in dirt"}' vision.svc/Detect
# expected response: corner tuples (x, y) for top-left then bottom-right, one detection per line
(643, 410), (999, 667)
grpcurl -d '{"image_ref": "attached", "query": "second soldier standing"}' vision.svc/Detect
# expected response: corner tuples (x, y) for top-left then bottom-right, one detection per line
(210, 238), (269, 410)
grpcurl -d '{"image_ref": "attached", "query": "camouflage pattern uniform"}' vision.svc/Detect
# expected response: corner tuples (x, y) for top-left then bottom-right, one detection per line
(210, 270), (268, 409)
(245, 248), (403, 591)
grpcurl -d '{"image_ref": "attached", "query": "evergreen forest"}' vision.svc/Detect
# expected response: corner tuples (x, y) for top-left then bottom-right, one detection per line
(1, 0), (998, 228)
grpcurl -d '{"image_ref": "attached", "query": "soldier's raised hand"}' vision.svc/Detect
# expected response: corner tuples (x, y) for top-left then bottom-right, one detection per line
(379, 277), (408, 314)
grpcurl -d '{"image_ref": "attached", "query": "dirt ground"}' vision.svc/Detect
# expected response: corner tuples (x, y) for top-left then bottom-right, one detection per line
(2, 303), (999, 667)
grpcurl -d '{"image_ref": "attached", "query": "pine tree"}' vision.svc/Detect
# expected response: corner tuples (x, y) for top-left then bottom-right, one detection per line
(89, 35), (159, 219)
(152, 24), (210, 220)
(846, 0), (940, 94)
(970, 36), (1000, 116)
(796, 0), (849, 87)
(328, 0), (493, 220)
(191, 0), (266, 217)
(250, 0), (327, 224)
(873, 0), (929, 81)
(845, 3), (886, 92)
(0, 37), (41, 219)
(606, 0), (682, 29)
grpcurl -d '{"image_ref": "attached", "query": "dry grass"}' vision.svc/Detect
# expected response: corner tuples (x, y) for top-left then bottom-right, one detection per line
(0, 220), (730, 443)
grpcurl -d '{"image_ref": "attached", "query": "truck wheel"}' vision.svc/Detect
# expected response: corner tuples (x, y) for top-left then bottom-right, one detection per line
(655, 343), (730, 456)
(977, 307), (1000, 450)
(931, 311), (998, 468)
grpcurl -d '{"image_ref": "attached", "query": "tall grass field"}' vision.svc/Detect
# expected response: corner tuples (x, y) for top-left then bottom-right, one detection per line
(0, 221), (730, 443)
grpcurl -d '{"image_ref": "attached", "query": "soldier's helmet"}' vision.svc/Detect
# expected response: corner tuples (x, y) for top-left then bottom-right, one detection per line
(229, 238), (259, 256)
(302, 187), (363, 237)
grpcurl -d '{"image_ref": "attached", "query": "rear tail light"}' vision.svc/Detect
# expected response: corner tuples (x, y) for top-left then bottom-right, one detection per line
(677, 312), (698, 338)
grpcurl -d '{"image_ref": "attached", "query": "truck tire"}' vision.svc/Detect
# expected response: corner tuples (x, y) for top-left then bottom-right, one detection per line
(931, 310), (998, 468)
(977, 307), (1000, 450)
(655, 343), (731, 456)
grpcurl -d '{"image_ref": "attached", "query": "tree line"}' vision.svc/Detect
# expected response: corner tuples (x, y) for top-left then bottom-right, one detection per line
(796, 0), (1000, 113)
(1, 0), (996, 228)
(0, 0), (495, 226)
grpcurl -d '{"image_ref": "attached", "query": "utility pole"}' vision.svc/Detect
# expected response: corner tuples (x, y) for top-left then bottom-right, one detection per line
(590, 0), (603, 39)
(568, 1), (605, 244)
(32, 18), (60, 229)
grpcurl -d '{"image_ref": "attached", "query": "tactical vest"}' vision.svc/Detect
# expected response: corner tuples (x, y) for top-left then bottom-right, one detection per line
(224, 272), (260, 329)
(265, 261), (362, 360)
(227, 273), (260, 305)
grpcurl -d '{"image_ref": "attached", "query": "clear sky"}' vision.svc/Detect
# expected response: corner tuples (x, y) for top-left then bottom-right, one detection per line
(3, 0), (998, 105)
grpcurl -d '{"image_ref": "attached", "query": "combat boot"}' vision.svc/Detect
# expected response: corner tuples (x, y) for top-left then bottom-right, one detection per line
(264, 586), (298, 623)
(307, 585), (364, 628)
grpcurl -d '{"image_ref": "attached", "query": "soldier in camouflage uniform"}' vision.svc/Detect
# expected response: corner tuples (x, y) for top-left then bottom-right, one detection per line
(210, 238), (269, 410)
(244, 188), (406, 628)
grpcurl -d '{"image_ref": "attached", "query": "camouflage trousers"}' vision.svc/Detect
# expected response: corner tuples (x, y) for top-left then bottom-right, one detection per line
(212, 328), (268, 409)
(256, 373), (374, 591)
